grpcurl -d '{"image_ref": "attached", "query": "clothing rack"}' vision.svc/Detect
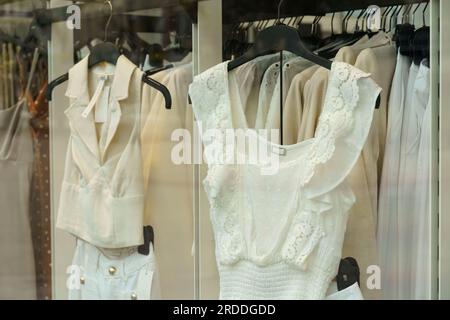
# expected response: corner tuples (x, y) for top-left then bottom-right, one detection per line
(0, 10), (33, 18)
(223, 0), (428, 23)
(76, 14), (171, 35)
(223, 0), (429, 145)
(34, 0), (203, 26)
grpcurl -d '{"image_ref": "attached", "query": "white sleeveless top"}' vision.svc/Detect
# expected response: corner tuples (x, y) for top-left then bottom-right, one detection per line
(56, 55), (146, 248)
(189, 61), (381, 299)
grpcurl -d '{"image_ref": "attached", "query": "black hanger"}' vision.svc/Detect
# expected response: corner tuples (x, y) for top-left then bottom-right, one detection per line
(228, 23), (332, 71)
(46, 49), (172, 109)
(46, 1), (172, 109)
(394, 4), (415, 58)
(411, 2), (430, 66)
(337, 257), (360, 291)
(145, 64), (175, 76)
(226, 0), (330, 71)
(316, 10), (365, 58)
(137, 226), (154, 256)
(380, 6), (393, 32)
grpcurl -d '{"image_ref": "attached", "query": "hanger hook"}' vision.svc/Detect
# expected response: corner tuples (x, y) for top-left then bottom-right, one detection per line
(389, 5), (399, 31)
(331, 12), (335, 36)
(382, 6), (392, 30)
(423, 1), (429, 27)
(404, 4), (413, 24)
(345, 10), (354, 33)
(342, 10), (351, 34)
(104, 0), (113, 42)
(355, 9), (365, 31)
(277, 0), (284, 24)
(412, 3), (420, 26)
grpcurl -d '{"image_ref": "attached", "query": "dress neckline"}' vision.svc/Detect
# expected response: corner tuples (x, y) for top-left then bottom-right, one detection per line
(225, 60), (337, 155)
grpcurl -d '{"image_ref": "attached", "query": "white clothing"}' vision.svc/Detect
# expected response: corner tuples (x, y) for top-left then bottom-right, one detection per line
(377, 52), (412, 300)
(57, 55), (146, 248)
(189, 61), (381, 299)
(412, 96), (432, 299)
(397, 62), (428, 300)
(68, 239), (158, 300)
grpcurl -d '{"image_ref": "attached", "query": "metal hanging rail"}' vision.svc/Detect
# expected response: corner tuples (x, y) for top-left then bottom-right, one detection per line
(34, 0), (202, 26)
(222, 0), (429, 23)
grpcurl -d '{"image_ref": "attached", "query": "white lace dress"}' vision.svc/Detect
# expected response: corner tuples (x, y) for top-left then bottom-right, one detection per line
(189, 61), (381, 299)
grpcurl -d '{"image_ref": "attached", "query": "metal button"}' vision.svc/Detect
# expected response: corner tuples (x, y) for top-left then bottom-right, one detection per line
(108, 266), (117, 275)
(130, 292), (138, 300)
(80, 276), (85, 285)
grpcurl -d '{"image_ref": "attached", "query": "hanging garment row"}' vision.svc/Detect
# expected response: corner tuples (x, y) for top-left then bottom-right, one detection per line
(15, 0), (430, 301)
(51, 2), (431, 300)
(189, 2), (430, 300)
(45, 0), (197, 300)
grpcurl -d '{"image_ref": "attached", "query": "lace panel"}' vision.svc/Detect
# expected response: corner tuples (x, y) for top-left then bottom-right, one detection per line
(299, 62), (370, 186)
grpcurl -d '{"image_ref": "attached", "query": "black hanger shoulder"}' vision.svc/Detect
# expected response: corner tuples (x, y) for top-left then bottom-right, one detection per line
(88, 42), (121, 67)
(228, 24), (332, 71)
(142, 73), (172, 109)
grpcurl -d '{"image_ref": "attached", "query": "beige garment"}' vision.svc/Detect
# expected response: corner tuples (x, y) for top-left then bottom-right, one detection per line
(355, 45), (397, 222)
(296, 34), (385, 141)
(283, 65), (318, 144)
(298, 39), (391, 300)
(333, 32), (392, 66)
(298, 67), (330, 141)
(141, 64), (195, 299)
(266, 36), (372, 145)
(57, 55), (148, 248)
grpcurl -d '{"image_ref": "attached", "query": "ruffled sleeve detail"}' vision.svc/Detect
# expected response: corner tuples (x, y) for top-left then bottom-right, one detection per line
(302, 62), (382, 199)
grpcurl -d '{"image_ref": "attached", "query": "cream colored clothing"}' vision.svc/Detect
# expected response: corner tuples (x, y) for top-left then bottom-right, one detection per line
(354, 45), (397, 225)
(298, 59), (379, 300)
(298, 67), (329, 141)
(141, 63), (195, 299)
(283, 65), (319, 145)
(297, 38), (391, 300)
(296, 70), (381, 297)
(57, 55), (147, 248)
(189, 60), (381, 299)
(297, 34), (369, 141)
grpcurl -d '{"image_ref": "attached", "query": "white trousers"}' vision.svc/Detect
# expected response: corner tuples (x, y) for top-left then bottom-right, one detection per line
(68, 239), (159, 300)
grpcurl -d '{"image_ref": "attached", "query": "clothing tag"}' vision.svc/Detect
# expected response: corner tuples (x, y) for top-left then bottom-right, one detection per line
(272, 146), (287, 156)
(81, 76), (106, 118)
(95, 84), (110, 123)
